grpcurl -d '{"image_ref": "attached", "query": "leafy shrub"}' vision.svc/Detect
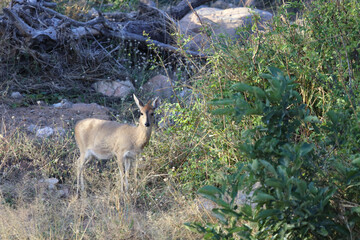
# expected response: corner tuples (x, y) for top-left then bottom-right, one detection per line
(186, 67), (360, 239)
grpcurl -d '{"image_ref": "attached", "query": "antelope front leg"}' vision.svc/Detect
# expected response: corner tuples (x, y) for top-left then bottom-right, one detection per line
(76, 154), (86, 194)
(124, 156), (131, 192)
(116, 153), (125, 192)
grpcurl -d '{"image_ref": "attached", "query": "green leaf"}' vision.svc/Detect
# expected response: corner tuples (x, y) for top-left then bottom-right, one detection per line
(198, 185), (222, 197)
(265, 178), (283, 188)
(296, 180), (307, 197)
(252, 86), (267, 100)
(327, 110), (338, 123)
(212, 209), (228, 224)
(267, 66), (284, 80)
(232, 83), (253, 92)
(300, 142), (314, 157)
(256, 209), (280, 220)
(308, 182), (318, 195)
(304, 115), (320, 123)
(251, 159), (259, 172)
(260, 160), (277, 176)
(351, 207), (360, 215)
(210, 99), (235, 106)
(317, 226), (329, 236)
(253, 192), (276, 202)
(184, 222), (206, 233)
(240, 204), (253, 218)
(211, 108), (235, 115)
(352, 157), (360, 167)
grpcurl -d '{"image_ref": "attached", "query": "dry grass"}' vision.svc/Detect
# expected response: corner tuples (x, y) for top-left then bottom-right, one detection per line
(0, 120), (206, 240)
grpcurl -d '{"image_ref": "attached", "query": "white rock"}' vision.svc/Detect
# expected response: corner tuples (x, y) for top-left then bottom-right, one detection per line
(27, 124), (38, 133)
(57, 188), (69, 198)
(142, 75), (173, 99)
(36, 127), (54, 138)
(179, 7), (273, 51)
(92, 80), (135, 98)
(54, 127), (66, 136)
(53, 99), (73, 109)
(11, 92), (23, 99)
(39, 178), (59, 190)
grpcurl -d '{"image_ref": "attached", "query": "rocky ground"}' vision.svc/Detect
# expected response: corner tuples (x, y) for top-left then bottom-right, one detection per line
(1, 96), (110, 138)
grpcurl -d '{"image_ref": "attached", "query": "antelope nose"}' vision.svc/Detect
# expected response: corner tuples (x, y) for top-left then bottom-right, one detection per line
(145, 122), (150, 127)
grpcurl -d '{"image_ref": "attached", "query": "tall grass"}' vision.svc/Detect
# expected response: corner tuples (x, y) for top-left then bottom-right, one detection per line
(0, 123), (209, 239)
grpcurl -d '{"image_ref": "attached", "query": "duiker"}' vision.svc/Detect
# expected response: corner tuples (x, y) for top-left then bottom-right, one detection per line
(75, 94), (159, 194)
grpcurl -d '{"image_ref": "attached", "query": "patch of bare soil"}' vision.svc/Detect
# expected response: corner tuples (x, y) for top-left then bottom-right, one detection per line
(0, 101), (110, 135)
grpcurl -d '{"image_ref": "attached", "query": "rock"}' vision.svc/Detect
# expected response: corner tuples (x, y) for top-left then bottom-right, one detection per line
(53, 127), (66, 136)
(178, 88), (193, 102)
(142, 75), (173, 99)
(36, 100), (47, 106)
(179, 7), (273, 51)
(196, 197), (218, 212)
(92, 80), (135, 98)
(36, 127), (54, 138)
(39, 177), (59, 190)
(57, 188), (69, 198)
(27, 124), (38, 133)
(53, 99), (73, 109)
(11, 92), (23, 99)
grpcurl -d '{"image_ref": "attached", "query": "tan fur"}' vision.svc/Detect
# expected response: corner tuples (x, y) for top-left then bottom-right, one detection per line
(75, 94), (159, 194)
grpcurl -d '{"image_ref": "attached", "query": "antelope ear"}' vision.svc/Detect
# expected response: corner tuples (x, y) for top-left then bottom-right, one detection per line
(152, 97), (160, 109)
(133, 94), (144, 108)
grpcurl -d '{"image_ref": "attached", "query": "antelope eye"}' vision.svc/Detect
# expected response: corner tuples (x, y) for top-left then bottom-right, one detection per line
(140, 112), (144, 115)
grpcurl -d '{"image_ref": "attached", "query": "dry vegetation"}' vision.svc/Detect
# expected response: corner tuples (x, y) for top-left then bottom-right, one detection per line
(0, 119), (213, 239)
(0, 0), (214, 236)
(2, 0), (359, 238)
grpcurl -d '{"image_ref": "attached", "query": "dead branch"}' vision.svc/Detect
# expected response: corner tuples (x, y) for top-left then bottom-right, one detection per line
(2, 0), (206, 58)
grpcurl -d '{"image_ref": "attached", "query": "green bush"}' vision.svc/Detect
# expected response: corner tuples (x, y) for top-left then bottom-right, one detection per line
(186, 67), (360, 239)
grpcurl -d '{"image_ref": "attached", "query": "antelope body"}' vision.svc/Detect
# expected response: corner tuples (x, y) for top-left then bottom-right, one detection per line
(75, 94), (159, 193)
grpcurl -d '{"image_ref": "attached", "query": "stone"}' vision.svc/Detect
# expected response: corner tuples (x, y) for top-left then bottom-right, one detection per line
(92, 80), (135, 98)
(53, 127), (66, 136)
(142, 75), (173, 99)
(39, 177), (59, 190)
(27, 124), (38, 133)
(57, 188), (69, 198)
(36, 127), (54, 138)
(179, 7), (273, 51)
(10, 92), (23, 99)
(53, 99), (73, 109)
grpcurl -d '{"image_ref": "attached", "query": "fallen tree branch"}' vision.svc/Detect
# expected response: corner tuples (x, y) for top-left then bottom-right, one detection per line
(101, 27), (205, 58)
(3, 8), (57, 40)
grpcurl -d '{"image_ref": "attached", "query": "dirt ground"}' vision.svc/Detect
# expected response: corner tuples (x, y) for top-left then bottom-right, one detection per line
(0, 100), (111, 136)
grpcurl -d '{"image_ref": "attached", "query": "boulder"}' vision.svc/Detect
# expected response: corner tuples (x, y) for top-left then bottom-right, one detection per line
(11, 92), (23, 99)
(39, 177), (59, 190)
(53, 99), (73, 109)
(179, 7), (273, 51)
(92, 80), (135, 98)
(142, 75), (173, 99)
(36, 126), (54, 138)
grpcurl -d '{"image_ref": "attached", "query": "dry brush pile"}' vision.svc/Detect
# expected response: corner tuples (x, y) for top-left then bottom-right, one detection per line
(0, 0), (208, 93)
